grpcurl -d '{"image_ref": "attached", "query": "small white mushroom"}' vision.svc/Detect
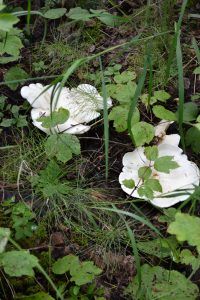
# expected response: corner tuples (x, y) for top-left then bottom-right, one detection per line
(21, 83), (112, 134)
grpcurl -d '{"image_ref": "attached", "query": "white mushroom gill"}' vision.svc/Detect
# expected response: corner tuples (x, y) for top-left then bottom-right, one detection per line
(21, 83), (112, 134)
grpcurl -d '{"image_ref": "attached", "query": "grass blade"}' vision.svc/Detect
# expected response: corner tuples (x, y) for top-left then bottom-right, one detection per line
(27, 0), (31, 34)
(99, 56), (109, 180)
(176, 30), (185, 150)
(192, 37), (200, 64)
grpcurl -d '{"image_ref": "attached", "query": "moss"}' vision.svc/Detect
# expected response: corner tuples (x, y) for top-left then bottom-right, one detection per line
(82, 21), (103, 44)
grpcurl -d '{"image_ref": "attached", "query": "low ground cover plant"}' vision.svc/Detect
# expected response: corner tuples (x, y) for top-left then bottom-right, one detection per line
(0, 0), (200, 299)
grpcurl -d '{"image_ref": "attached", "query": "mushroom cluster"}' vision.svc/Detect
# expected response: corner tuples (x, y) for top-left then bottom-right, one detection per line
(119, 121), (200, 208)
(21, 83), (112, 134)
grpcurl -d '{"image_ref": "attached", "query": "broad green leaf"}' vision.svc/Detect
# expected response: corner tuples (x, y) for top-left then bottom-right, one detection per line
(19, 292), (55, 300)
(137, 236), (178, 258)
(140, 93), (158, 107)
(38, 108), (69, 128)
(4, 66), (28, 90)
(131, 121), (155, 146)
(122, 179), (135, 189)
(193, 66), (200, 74)
(0, 228), (10, 253)
(197, 115), (200, 122)
(107, 82), (137, 104)
(145, 179), (162, 192)
(70, 261), (102, 286)
(158, 208), (177, 224)
(45, 133), (81, 163)
(43, 8), (66, 19)
(180, 249), (200, 272)
(185, 123), (200, 153)
(66, 7), (92, 21)
(0, 13), (19, 32)
(108, 106), (139, 132)
(114, 71), (136, 84)
(153, 90), (171, 102)
(52, 255), (79, 275)
(93, 10), (128, 26)
(138, 166), (152, 180)
(168, 212), (200, 254)
(144, 146), (158, 161)
(154, 156), (179, 174)
(153, 105), (177, 121)
(124, 264), (199, 300)
(138, 185), (154, 199)
(0, 118), (14, 127)
(0, 250), (38, 277)
(177, 102), (199, 122)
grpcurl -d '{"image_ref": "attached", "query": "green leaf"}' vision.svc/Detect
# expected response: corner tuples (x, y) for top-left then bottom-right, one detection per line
(193, 66), (200, 74)
(0, 29), (23, 64)
(154, 156), (179, 174)
(0, 13), (19, 32)
(108, 106), (139, 132)
(177, 102), (199, 122)
(145, 179), (162, 192)
(131, 121), (155, 146)
(137, 236), (178, 258)
(138, 185), (154, 199)
(158, 208), (177, 224)
(45, 133), (81, 163)
(70, 261), (102, 286)
(4, 67), (28, 90)
(66, 7), (92, 21)
(107, 82), (137, 104)
(153, 90), (171, 102)
(197, 115), (200, 122)
(144, 146), (158, 161)
(43, 8), (67, 19)
(124, 264), (199, 300)
(168, 212), (200, 254)
(0, 250), (38, 277)
(140, 93), (158, 107)
(153, 105), (177, 121)
(0, 118), (14, 127)
(180, 249), (200, 272)
(95, 11), (128, 26)
(138, 166), (152, 180)
(19, 292), (55, 300)
(0, 228), (10, 253)
(122, 179), (135, 189)
(185, 123), (200, 153)
(114, 71), (136, 84)
(52, 255), (79, 275)
(38, 108), (69, 128)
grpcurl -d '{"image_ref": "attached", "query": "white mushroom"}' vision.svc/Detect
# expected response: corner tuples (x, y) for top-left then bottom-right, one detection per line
(21, 83), (112, 134)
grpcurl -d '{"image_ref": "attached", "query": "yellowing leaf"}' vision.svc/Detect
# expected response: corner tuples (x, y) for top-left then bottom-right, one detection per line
(131, 121), (154, 146)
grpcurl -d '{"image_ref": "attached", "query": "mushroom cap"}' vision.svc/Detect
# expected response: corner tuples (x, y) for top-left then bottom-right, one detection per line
(21, 83), (112, 135)
(119, 143), (200, 208)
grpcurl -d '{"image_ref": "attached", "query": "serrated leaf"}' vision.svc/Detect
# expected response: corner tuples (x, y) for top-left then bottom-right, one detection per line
(38, 108), (69, 128)
(131, 121), (155, 146)
(124, 264), (199, 300)
(0, 228), (10, 253)
(122, 179), (135, 189)
(154, 156), (179, 173)
(140, 93), (158, 107)
(4, 67), (28, 90)
(144, 146), (158, 161)
(153, 105), (177, 121)
(52, 255), (79, 275)
(180, 249), (200, 272)
(0, 118), (14, 127)
(138, 185), (154, 199)
(43, 8), (66, 19)
(0, 250), (38, 277)
(153, 90), (170, 102)
(138, 166), (152, 180)
(168, 212), (200, 254)
(145, 179), (162, 192)
(45, 133), (80, 163)
(70, 261), (102, 286)
(0, 13), (19, 32)
(0, 31), (23, 63)
(158, 208), (177, 223)
(108, 106), (139, 132)
(114, 71), (136, 84)
(185, 124), (200, 153)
